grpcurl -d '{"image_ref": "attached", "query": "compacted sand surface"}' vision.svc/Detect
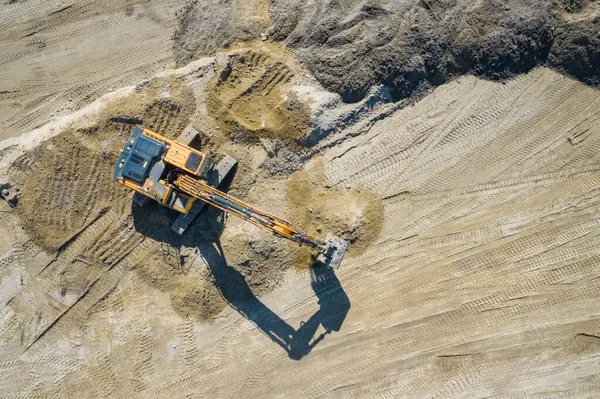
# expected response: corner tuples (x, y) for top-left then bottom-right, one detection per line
(1, 1), (600, 398)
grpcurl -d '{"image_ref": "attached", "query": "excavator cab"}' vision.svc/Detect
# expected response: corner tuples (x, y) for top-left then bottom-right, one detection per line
(114, 127), (200, 214)
(114, 127), (165, 185)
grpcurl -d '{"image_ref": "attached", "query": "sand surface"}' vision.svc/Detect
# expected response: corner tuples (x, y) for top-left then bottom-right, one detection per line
(1, 1), (600, 398)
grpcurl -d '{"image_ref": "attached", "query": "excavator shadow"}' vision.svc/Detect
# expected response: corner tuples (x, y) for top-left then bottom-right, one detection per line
(130, 173), (350, 360)
(199, 240), (350, 360)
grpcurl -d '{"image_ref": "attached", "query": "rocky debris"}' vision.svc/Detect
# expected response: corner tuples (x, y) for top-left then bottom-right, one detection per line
(259, 137), (282, 158)
(294, 84), (395, 147)
(135, 79), (152, 91)
(259, 140), (305, 176)
(558, 0), (590, 13)
(174, 0), (267, 64)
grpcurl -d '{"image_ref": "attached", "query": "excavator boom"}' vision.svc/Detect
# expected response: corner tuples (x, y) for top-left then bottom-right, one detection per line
(176, 174), (348, 268)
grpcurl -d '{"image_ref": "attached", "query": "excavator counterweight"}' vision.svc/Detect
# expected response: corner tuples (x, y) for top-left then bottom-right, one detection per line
(114, 127), (349, 268)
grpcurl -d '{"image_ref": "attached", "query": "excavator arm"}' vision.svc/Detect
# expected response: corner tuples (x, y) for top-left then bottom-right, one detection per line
(114, 126), (348, 268)
(175, 174), (349, 268)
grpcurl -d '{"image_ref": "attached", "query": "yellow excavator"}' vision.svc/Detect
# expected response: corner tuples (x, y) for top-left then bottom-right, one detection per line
(114, 127), (348, 268)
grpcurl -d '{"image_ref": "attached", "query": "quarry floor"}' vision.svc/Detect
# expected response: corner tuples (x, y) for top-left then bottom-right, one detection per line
(1, 1), (600, 398)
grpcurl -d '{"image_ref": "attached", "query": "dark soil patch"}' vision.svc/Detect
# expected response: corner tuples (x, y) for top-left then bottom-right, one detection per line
(175, 0), (600, 103)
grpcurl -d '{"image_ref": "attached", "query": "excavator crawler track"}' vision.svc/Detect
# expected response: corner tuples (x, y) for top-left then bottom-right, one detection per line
(171, 155), (238, 235)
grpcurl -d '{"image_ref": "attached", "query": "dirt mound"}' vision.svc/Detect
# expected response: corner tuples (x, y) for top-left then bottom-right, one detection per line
(206, 48), (310, 143)
(548, 0), (600, 86)
(8, 77), (196, 251)
(550, 20), (600, 86)
(8, 130), (126, 250)
(176, 0), (599, 103)
(269, 0), (554, 102)
(285, 160), (383, 268)
(174, 0), (269, 64)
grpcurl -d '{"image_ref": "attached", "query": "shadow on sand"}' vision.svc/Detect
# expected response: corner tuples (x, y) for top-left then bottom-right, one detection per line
(197, 239), (350, 360)
(130, 171), (350, 360)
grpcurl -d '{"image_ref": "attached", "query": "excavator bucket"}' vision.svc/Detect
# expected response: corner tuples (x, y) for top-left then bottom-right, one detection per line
(317, 234), (349, 269)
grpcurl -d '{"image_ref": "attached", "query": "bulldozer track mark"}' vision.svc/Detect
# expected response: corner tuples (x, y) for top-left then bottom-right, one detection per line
(500, 91), (599, 176)
(416, 81), (595, 195)
(12, 203), (147, 353)
(566, 107), (600, 145)
(326, 99), (470, 188)
(24, 277), (98, 352)
(0, 0), (131, 38)
(348, 200), (600, 320)
(568, 128), (592, 145)
(143, 100), (184, 136)
(148, 320), (256, 396)
(132, 329), (156, 393)
(80, 155), (105, 222)
(377, 77), (515, 193)
(388, 165), (600, 202)
(246, 51), (267, 67)
(1, 14), (155, 67)
(231, 60), (293, 100)
(262, 65), (293, 95)
(85, 352), (119, 398)
(0, 313), (22, 351)
(55, 208), (109, 256)
(326, 113), (445, 188)
(431, 70), (545, 149)
(24, 259), (130, 353)
(324, 70), (592, 201)
(177, 321), (199, 369)
(237, 350), (285, 397)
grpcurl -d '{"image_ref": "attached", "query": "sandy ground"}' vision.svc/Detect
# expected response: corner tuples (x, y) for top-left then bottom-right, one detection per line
(0, 0), (179, 140)
(1, 1), (600, 398)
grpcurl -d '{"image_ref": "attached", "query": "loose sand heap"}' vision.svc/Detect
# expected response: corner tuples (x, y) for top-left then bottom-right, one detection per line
(286, 160), (383, 267)
(207, 45), (311, 143)
(8, 77), (195, 250)
(1, 1), (600, 398)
